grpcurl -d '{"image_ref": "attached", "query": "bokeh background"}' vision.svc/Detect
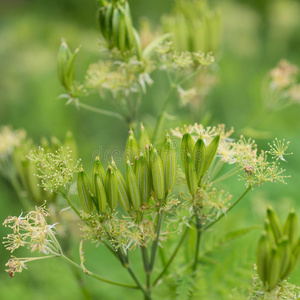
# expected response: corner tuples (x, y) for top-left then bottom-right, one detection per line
(1, 0), (300, 299)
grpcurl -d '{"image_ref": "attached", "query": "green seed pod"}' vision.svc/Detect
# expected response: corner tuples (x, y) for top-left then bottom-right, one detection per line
(133, 28), (143, 61)
(161, 133), (177, 196)
(135, 153), (151, 204)
(293, 239), (300, 266)
(64, 131), (78, 164)
(193, 138), (206, 183)
(97, 6), (107, 38)
(26, 159), (42, 202)
(112, 6), (120, 47)
(126, 160), (141, 211)
(185, 153), (198, 197)
(138, 123), (151, 153)
(257, 231), (271, 284)
(202, 134), (220, 175)
(283, 208), (298, 246)
(77, 169), (94, 214)
(281, 255), (296, 280)
(94, 173), (107, 214)
(104, 3), (114, 45)
(150, 148), (164, 200)
(57, 39), (79, 91)
(267, 247), (281, 291)
(115, 167), (131, 212)
(118, 11), (126, 52)
(267, 205), (283, 243)
(123, 3), (135, 49)
(105, 164), (118, 210)
(278, 236), (291, 278)
(181, 133), (195, 172)
(92, 156), (106, 186)
(264, 219), (276, 248)
(125, 128), (138, 164)
(51, 136), (62, 151)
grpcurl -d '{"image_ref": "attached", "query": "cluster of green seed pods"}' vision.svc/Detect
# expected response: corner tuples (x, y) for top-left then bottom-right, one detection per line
(257, 206), (300, 291)
(97, 0), (143, 59)
(57, 39), (79, 91)
(77, 124), (177, 215)
(180, 133), (220, 196)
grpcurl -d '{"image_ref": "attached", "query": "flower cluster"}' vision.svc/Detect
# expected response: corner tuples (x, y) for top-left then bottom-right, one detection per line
(0, 126), (26, 177)
(28, 146), (80, 194)
(171, 123), (291, 187)
(3, 204), (60, 277)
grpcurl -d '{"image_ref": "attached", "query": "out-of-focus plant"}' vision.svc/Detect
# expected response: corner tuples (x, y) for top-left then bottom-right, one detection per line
(242, 60), (300, 137)
(3, 123), (292, 299)
(57, 0), (216, 131)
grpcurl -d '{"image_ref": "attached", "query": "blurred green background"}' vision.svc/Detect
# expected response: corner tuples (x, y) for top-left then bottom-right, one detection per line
(1, 0), (300, 299)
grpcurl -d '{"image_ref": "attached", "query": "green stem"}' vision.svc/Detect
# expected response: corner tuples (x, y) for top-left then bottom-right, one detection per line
(78, 102), (126, 122)
(140, 245), (151, 291)
(204, 186), (252, 231)
(152, 86), (176, 144)
(64, 195), (81, 218)
(192, 229), (202, 274)
(149, 209), (164, 272)
(153, 226), (190, 287)
(60, 253), (138, 289)
(9, 175), (32, 211)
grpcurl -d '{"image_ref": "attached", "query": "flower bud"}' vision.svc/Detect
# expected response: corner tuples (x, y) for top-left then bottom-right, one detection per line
(150, 148), (164, 200)
(105, 164), (118, 210)
(77, 169), (94, 213)
(126, 160), (141, 211)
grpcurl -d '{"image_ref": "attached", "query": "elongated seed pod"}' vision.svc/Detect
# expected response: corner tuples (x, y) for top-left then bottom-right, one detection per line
(104, 3), (114, 45)
(257, 231), (270, 284)
(77, 170), (94, 213)
(105, 165), (118, 210)
(126, 160), (141, 211)
(112, 6), (120, 47)
(57, 39), (71, 89)
(264, 219), (276, 248)
(133, 28), (143, 61)
(97, 6), (107, 37)
(181, 133), (194, 172)
(115, 168), (131, 212)
(193, 138), (206, 183)
(92, 156), (106, 186)
(125, 128), (138, 164)
(185, 153), (198, 197)
(278, 236), (291, 278)
(94, 173), (107, 214)
(267, 247), (281, 291)
(293, 239), (300, 266)
(150, 149), (164, 200)
(281, 255), (295, 280)
(123, 3), (134, 49)
(64, 131), (77, 163)
(283, 208), (298, 246)
(267, 205), (283, 243)
(26, 160), (42, 202)
(161, 133), (177, 196)
(138, 123), (151, 152)
(202, 134), (220, 175)
(118, 12), (126, 52)
(135, 153), (151, 204)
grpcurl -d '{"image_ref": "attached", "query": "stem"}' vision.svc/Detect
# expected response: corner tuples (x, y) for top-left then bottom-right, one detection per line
(78, 102), (125, 122)
(60, 253), (138, 289)
(192, 229), (202, 273)
(9, 175), (32, 211)
(153, 226), (190, 287)
(204, 186), (252, 231)
(140, 245), (151, 291)
(64, 195), (81, 218)
(152, 86), (176, 144)
(149, 209), (164, 272)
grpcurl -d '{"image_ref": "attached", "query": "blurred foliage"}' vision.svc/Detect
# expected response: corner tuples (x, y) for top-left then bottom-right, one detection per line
(1, 0), (300, 299)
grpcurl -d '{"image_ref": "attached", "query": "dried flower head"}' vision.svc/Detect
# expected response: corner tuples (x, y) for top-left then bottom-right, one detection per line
(270, 60), (298, 89)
